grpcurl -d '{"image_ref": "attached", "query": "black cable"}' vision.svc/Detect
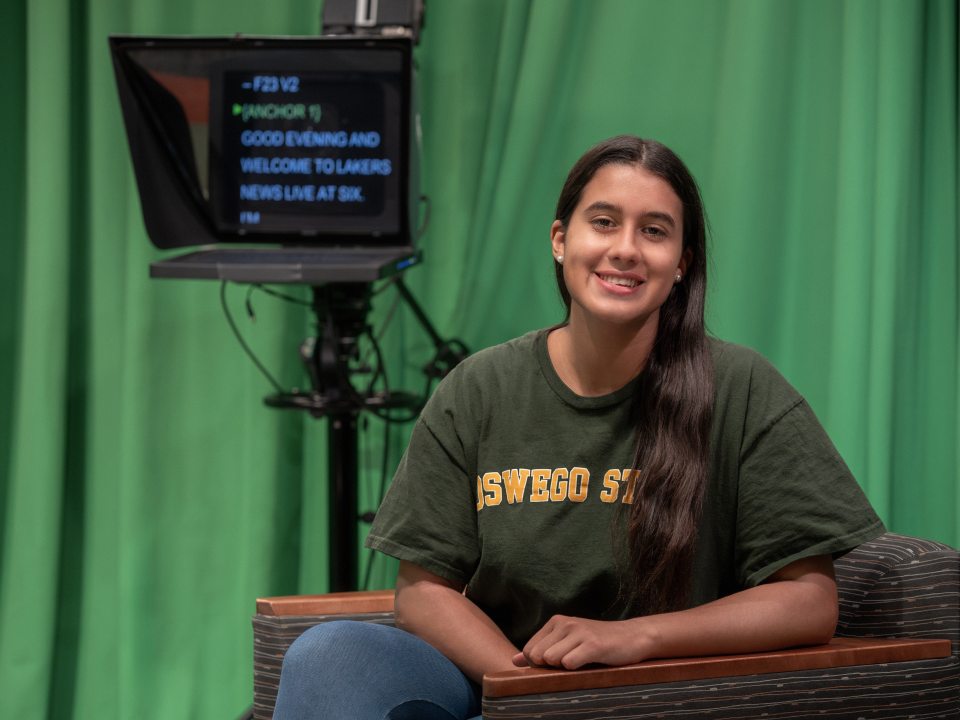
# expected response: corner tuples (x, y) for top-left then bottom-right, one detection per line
(423, 365), (434, 401)
(367, 324), (389, 395)
(329, 313), (419, 425)
(368, 344), (426, 423)
(357, 281), (404, 376)
(364, 330), (385, 394)
(416, 194), (431, 239)
(371, 276), (399, 297)
(368, 329), (421, 424)
(361, 278), (461, 400)
(375, 284), (404, 340)
(220, 281), (285, 394)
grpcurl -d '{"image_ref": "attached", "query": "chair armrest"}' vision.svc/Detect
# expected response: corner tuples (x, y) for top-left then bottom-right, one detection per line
(482, 637), (951, 698)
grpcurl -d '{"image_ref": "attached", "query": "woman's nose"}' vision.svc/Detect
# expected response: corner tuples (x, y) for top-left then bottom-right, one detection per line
(608, 229), (640, 263)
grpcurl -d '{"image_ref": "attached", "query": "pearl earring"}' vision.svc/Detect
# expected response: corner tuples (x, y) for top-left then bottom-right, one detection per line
(675, 272), (682, 283)
(556, 255), (564, 264)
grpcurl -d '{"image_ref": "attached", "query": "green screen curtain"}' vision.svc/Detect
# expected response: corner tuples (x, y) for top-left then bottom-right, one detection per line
(0, 0), (956, 717)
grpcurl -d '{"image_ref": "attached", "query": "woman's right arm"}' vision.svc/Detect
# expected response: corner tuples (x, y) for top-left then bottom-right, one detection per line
(394, 560), (520, 683)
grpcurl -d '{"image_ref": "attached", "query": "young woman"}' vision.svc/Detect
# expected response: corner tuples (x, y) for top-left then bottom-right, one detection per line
(273, 136), (884, 720)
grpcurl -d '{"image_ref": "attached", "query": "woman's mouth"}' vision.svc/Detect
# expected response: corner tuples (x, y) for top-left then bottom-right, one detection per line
(596, 273), (641, 289)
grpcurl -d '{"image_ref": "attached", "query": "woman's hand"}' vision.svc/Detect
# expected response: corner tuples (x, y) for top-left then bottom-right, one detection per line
(514, 554), (838, 672)
(514, 615), (654, 670)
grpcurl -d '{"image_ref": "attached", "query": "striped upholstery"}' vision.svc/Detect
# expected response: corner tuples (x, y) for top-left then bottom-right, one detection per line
(834, 533), (959, 656)
(481, 658), (958, 719)
(252, 612), (395, 720)
(251, 533), (958, 719)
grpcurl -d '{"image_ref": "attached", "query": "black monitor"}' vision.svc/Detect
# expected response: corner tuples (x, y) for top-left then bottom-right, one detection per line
(110, 35), (418, 252)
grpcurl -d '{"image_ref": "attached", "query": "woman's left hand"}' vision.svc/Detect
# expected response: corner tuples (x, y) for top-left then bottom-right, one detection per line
(513, 615), (652, 670)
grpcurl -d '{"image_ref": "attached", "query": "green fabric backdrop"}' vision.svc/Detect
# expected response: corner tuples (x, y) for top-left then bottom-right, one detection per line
(0, 0), (956, 717)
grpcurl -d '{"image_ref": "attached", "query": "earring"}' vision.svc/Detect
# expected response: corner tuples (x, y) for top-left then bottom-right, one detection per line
(556, 255), (564, 264)
(674, 272), (682, 283)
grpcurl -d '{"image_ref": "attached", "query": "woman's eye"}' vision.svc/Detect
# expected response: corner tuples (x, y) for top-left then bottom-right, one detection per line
(591, 217), (615, 230)
(643, 226), (667, 238)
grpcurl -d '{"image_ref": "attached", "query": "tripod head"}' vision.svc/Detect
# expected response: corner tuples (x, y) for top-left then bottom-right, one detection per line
(265, 283), (415, 418)
(264, 279), (466, 420)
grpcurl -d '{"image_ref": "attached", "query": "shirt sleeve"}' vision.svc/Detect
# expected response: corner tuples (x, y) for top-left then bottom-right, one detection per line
(364, 370), (481, 586)
(733, 359), (885, 588)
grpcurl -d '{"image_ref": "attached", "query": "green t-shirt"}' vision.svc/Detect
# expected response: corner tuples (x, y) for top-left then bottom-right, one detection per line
(366, 330), (885, 648)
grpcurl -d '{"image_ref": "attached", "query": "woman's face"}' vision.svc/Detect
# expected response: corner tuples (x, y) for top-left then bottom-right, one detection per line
(551, 163), (689, 332)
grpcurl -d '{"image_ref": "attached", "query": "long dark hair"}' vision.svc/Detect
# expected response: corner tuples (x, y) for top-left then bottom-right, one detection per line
(554, 136), (714, 614)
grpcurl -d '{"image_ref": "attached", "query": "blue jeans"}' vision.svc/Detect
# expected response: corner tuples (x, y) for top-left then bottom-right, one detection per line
(273, 620), (483, 720)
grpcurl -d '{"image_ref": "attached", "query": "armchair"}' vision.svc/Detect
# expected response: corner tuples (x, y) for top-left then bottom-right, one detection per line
(253, 533), (958, 719)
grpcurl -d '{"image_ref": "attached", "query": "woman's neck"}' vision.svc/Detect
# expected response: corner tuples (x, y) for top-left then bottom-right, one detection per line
(547, 311), (658, 397)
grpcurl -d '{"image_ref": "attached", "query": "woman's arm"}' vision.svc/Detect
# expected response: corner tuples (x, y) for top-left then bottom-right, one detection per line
(517, 554), (838, 670)
(395, 560), (520, 683)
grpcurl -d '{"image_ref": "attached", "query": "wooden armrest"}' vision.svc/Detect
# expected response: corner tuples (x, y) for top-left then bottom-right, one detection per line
(256, 590), (394, 616)
(482, 636), (951, 698)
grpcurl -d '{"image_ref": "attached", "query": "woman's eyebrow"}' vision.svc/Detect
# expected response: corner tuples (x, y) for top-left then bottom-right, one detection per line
(582, 200), (621, 215)
(582, 201), (677, 228)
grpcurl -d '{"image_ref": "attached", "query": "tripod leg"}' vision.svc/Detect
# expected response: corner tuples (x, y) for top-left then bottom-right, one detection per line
(328, 412), (359, 591)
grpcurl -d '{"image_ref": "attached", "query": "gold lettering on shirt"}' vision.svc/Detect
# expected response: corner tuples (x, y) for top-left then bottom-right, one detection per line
(482, 471), (503, 507)
(501, 468), (530, 503)
(474, 466), (642, 511)
(621, 468), (640, 504)
(568, 467), (589, 502)
(600, 469), (621, 503)
(529, 468), (551, 502)
(549, 467), (569, 502)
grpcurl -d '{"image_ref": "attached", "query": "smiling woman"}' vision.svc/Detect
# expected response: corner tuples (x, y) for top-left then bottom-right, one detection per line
(271, 136), (885, 720)
(551, 164), (687, 335)
(544, 137), (713, 616)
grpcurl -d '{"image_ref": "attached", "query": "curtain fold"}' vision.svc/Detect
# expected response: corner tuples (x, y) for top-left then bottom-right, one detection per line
(0, 1), (956, 717)
(1, 0), (75, 715)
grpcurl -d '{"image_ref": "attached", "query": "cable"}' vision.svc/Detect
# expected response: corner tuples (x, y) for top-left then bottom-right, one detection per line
(371, 276), (399, 297)
(220, 281), (285, 394)
(364, 329), (385, 394)
(374, 285), (404, 340)
(416, 194), (431, 239)
(366, 323), (390, 395)
(356, 280), (406, 385)
(244, 285), (256, 320)
(330, 314), (419, 425)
